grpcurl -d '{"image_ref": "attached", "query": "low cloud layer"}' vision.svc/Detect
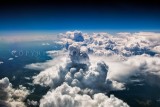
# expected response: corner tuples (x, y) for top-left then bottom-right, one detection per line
(0, 31), (59, 43)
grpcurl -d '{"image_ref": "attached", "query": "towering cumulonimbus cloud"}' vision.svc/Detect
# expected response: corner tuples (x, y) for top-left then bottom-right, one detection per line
(33, 43), (124, 92)
(68, 43), (90, 65)
(33, 42), (126, 107)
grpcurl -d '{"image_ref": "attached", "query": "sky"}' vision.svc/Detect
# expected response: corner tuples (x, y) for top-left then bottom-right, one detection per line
(0, 0), (160, 31)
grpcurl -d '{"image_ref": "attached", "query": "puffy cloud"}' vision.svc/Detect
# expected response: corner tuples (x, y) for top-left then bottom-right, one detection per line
(66, 31), (84, 42)
(124, 54), (160, 77)
(40, 83), (129, 107)
(68, 43), (90, 65)
(0, 61), (4, 64)
(25, 50), (66, 70)
(27, 100), (38, 106)
(0, 77), (10, 89)
(134, 32), (160, 42)
(31, 43), (127, 106)
(60, 31), (160, 57)
(8, 58), (14, 61)
(33, 44), (124, 92)
(42, 43), (50, 46)
(0, 77), (30, 107)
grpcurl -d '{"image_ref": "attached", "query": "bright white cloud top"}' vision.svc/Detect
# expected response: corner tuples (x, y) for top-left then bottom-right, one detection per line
(8, 58), (14, 61)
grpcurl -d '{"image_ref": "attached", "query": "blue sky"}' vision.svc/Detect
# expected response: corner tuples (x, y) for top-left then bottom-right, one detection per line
(0, 0), (160, 31)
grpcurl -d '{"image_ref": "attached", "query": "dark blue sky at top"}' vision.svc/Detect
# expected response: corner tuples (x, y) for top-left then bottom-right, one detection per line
(0, 0), (160, 31)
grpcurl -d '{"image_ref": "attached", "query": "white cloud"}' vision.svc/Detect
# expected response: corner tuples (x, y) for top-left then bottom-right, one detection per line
(25, 50), (66, 71)
(61, 31), (160, 57)
(31, 43), (127, 106)
(0, 61), (4, 64)
(65, 30), (84, 42)
(0, 77), (10, 89)
(27, 100), (38, 106)
(33, 44), (124, 92)
(0, 31), (59, 43)
(42, 43), (50, 46)
(24, 77), (30, 80)
(124, 54), (160, 76)
(40, 83), (129, 107)
(8, 58), (14, 61)
(0, 77), (30, 107)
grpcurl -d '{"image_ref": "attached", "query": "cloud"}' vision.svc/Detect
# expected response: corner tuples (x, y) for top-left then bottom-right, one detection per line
(124, 54), (160, 80)
(0, 61), (4, 64)
(90, 54), (160, 85)
(134, 32), (160, 42)
(27, 100), (38, 106)
(42, 43), (50, 46)
(0, 31), (59, 43)
(0, 77), (30, 107)
(0, 77), (10, 89)
(25, 50), (67, 71)
(40, 83), (129, 107)
(8, 58), (14, 61)
(65, 31), (84, 42)
(31, 43), (127, 106)
(33, 44), (124, 92)
(61, 31), (160, 57)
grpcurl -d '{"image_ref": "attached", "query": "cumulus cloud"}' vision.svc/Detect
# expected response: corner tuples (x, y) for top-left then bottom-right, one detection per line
(33, 43), (124, 92)
(90, 54), (160, 85)
(134, 32), (160, 42)
(25, 50), (67, 71)
(32, 43), (127, 106)
(40, 83), (129, 107)
(0, 77), (30, 107)
(60, 31), (160, 57)
(8, 58), (14, 61)
(124, 54), (160, 79)
(42, 43), (50, 46)
(65, 30), (84, 42)
(0, 61), (4, 64)
(27, 100), (38, 106)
